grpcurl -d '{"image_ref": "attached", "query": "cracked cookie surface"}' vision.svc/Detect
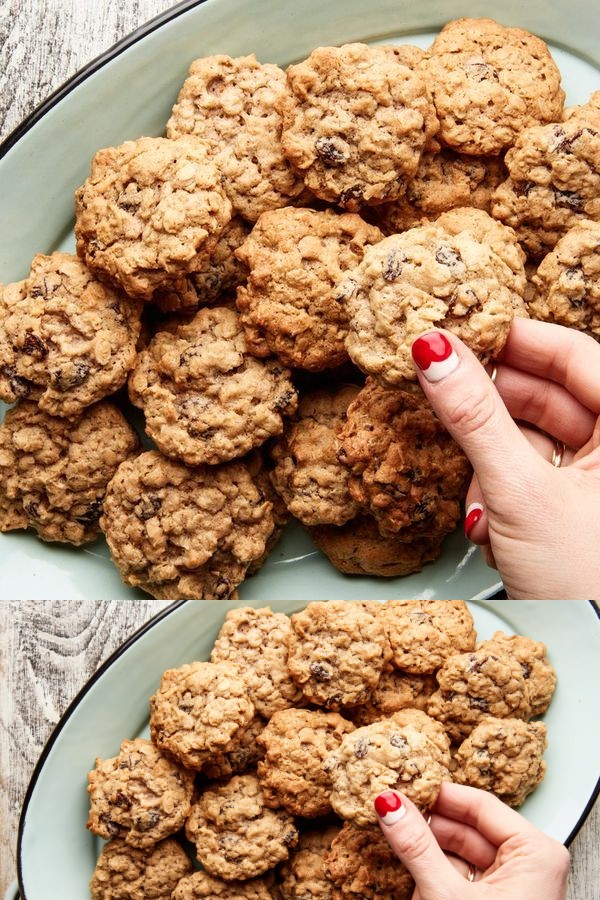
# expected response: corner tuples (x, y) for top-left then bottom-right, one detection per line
(325, 822), (414, 900)
(279, 827), (340, 900)
(381, 600), (476, 673)
(89, 837), (192, 900)
(200, 715), (266, 782)
(172, 871), (275, 900)
(476, 631), (557, 717)
(349, 670), (438, 726)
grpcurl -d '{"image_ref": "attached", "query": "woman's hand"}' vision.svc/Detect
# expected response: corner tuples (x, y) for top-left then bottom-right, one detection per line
(375, 783), (570, 900)
(410, 318), (600, 599)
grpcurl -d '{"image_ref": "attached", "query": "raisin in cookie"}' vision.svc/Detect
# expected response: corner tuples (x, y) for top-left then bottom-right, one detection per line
(325, 822), (414, 900)
(87, 738), (194, 848)
(381, 600), (476, 673)
(309, 516), (443, 577)
(100, 451), (275, 600)
(89, 837), (192, 900)
(149, 660), (254, 770)
(0, 401), (138, 545)
(172, 872), (275, 900)
(200, 715), (266, 782)
(325, 720), (450, 825)
(0, 252), (142, 416)
(167, 55), (304, 221)
(210, 606), (304, 719)
(75, 136), (231, 300)
(235, 208), (382, 371)
(185, 774), (298, 880)
(128, 307), (297, 465)
(338, 379), (470, 539)
(454, 717), (548, 807)
(280, 43), (438, 208)
(476, 631), (557, 717)
(343, 210), (526, 384)
(427, 648), (531, 742)
(390, 709), (451, 767)
(257, 708), (354, 817)
(287, 601), (391, 710)
(349, 671), (438, 726)
(279, 827), (341, 900)
(528, 220), (600, 336)
(270, 385), (361, 526)
(426, 18), (564, 155)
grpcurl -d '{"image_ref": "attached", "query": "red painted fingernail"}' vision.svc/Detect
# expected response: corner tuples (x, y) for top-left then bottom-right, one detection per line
(411, 332), (459, 382)
(464, 502), (484, 539)
(374, 790), (407, 824)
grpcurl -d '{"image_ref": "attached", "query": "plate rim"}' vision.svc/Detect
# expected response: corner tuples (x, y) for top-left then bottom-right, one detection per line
(16, 599), (600, 900)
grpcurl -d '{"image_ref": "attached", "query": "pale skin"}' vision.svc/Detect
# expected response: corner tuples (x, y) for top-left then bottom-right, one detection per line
(411, 318), (600, 600)
(377, 783), (570, 900)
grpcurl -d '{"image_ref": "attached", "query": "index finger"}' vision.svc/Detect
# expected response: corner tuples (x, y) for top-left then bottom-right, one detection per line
(431, 782), (539, 847)
(497, 318), (600, 414)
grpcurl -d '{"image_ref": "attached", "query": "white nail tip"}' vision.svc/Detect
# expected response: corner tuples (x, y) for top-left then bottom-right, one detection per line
(381, 806), (407, 825)
(421, 351), (460, 383)
(465, 502), (484, 517)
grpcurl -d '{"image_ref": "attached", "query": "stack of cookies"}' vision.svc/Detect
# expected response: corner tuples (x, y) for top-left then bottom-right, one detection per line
(1, 17), (598, 599)
(86, 600), (556, 899)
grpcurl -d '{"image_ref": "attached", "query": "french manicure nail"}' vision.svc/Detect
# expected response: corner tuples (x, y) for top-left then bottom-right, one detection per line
(374, 790), (407, 825)
(464, 502), (484, 539)
(411, 332), (459, 382)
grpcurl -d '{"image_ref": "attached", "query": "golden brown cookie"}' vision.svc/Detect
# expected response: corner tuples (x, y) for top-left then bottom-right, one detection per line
(172, 871), (275, 900)
(325, 822), (414, 900)
(100, 451), (275, 600)
(280, 43), (438, 208)
(0, 252), (142, 416)
(349, 670), (438, 726)
(0, 401), (138, 545)
(87, 738), (194, 848)
(390, 708), (451, 767)
(167, 55), (304, 221)
(279, 827), (341, 900)
(476, 631), (557, 717)
(89, 837), (192, 900)
(200, 715), (267, 782)
(128, 307), (297, 465)
(426, 18), (564, 155)
(75, 136), (231, 300)
(235, 207), (382, 371)
(381, 600), (477, 673)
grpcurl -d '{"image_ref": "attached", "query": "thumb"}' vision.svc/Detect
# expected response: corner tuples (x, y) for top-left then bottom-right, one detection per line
(411, 329), (542, 496)
(374, 790), (467, 899)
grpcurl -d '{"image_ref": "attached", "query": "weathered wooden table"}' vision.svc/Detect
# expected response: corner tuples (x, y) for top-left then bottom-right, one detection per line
(0, 2), (598, 898)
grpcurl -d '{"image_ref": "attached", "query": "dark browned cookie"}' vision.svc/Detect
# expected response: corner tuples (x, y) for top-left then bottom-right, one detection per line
(325, 822), (414, 899)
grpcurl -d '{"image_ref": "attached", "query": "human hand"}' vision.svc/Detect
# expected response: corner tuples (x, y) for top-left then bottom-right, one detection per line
(410, 318), (600, 599)
(374, 783), (570, 900)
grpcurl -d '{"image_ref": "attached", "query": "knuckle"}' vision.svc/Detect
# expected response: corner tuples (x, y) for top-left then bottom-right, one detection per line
(445, 389), (497, 438)
(394, 827), (432, 862)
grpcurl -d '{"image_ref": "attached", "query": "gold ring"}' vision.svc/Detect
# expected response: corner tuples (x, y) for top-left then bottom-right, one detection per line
(551, 440), (567, 468)
(489, 365), (498, 384)
(425, 812), (432, 825)
(467, 862), (478, 882)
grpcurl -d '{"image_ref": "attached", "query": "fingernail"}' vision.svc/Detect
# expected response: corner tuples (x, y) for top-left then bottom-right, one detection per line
(411, 332), (459, 382)
(464, 502), (484, 539)
(374, 790), (407, 825)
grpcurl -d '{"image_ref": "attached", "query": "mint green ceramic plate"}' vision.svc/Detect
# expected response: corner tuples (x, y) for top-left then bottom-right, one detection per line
(15, 599), (600, 899)
(1, 0), (600, 601)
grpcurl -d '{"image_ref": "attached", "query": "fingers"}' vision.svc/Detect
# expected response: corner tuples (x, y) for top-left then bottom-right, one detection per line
(374, 790), (466, 898)
(497, 318), (600, 414)
(429, 813), (497, 870)
(431, 783), (538, 847)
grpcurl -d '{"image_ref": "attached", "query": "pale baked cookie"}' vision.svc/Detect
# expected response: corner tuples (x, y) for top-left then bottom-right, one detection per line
(325, 720), (449, 825)
(235, 208), (382, 370)
(185, 774), (298, 880)
(128, 307), (297, 465)
(87, 738), (194, 848)
(280, 43), (438, 208)
(89, 837), (192, 900)
(257, 708), (354, 817)
(279, 827), (340, 900)
(427, 648), (531, 742)
(325, 822), (414, 900)
(287, 601), (392, 710)
(0, 252), (142, 416)
(491, 102), (600, 256)
(528, 220), (600, 335)
(476, 631), (557, 717)
(270, 385), (361, 526)
(381, 600), (476, 673)
(75, 136), (231, 300)
(172, 871), (274, 900)
(0, 401), (138, 545)
(200, 715), (266, 782)
(349, 670), (438, 726)
(153, 218), (251, 313)
(374, 151), (505, 234)
(390, 709), (451, 767)
(309, 516), (443, 577)
(426, 18), (564, 155)
(343, 210), (527, 384)
(149, 660), (254, 770)
(337, 379), (470, 539)
(100, 451), (275, 600)
(210, 606), (304, 719)
(454, 717), (548, 807)
(166, 55), (304, 221)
